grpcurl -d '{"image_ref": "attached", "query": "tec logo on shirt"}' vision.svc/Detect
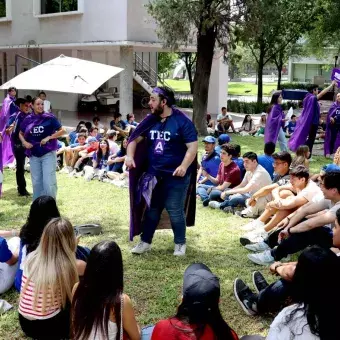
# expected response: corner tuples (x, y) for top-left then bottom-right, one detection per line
(32, 126), (44, 136)
(150, 130), (171, 155)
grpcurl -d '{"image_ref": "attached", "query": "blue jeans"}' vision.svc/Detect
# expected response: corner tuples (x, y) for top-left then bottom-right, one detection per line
(197, 184), (213, 201)
(30, 151), (57, 201)
(141, 326), (155, 340)
(141, 174), (190, 245)
(278, 127), (288, 152)
(220, 193), (250, 209)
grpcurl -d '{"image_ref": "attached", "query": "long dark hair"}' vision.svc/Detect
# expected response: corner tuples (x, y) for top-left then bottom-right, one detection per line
(285, 246), (340, 339)
(120, 138), (128, 156)
(241, 114), (253, 131)
(95, 139), (110, 167)
(267, 91), (282, 113)
(173, 296), (235, 339)
(19, 196), (60, 254)
(72, 241), (124, 340)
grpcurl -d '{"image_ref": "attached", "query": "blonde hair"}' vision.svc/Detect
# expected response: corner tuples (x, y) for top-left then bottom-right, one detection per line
(291, 145), (309, 169)
(22, 217), (78, 313)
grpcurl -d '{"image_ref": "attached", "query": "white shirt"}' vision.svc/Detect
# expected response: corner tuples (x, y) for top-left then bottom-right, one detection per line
(241, 164), (272, 195)
(217, 113), (232, 122)
(267, 304), (319, 340)
(88, 320), (118, 340)
(298, 180), (324, 203)
(43, 100), (51, 112)
(108, 140), (119, 155)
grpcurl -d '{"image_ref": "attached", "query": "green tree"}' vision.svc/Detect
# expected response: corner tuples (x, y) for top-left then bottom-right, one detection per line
(147, 0), (245, 134)
(158, 52), (177, 82)
(238, 0), (318, 103)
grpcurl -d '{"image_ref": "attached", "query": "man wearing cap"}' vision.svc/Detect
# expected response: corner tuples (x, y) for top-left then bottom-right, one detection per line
(197, 136), (220, 187)
(217, 107), (236, 134)
(127, 86), (198, 256)
(215, 133), (231, 155)
(198, 144), (241, 207)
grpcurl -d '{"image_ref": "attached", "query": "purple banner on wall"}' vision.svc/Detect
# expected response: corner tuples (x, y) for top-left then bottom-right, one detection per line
(331, 68), (340, 87)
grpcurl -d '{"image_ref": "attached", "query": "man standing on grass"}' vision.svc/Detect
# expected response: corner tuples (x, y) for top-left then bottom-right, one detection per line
(126, 86), (198, 256)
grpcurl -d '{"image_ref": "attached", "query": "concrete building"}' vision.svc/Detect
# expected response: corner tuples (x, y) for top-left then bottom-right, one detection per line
(288, 49), (337, 83)
(0, 0), (227, 124)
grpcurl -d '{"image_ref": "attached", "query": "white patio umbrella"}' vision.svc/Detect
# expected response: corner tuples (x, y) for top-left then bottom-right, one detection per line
(0, 55), (123, 95)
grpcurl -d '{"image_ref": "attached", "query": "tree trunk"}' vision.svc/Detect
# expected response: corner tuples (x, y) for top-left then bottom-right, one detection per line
(257, 48), (265, 104)
(193, 26), (217, 135)
(277, 64), (283, 90)
(183, 53), (195, 94)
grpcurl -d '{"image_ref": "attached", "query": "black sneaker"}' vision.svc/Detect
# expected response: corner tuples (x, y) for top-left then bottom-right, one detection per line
(202, 198), (210, 207)
(233, 278), (258, 316)
(252, 271), (269, 294)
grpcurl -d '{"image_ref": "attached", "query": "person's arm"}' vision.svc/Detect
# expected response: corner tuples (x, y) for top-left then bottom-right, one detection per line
(204, 171), (219, 185)
(271, 184), (294, 200)
(173, 141), (198, 177)
(197, 166), (203, 183)
(111, 155), (126, 163)
(0, 237), (18, 266)
(19, 131), (33, 149)
(270, 195), (308, 210)
(253, 183), (279, 200)
(126, 136), (144, 169)
(40, 127), (66, 145)
(317, 81), (336, 100)
(76, 260), (86, 276)
(122, 294), (141, 340)
(270, 262), (297, 281)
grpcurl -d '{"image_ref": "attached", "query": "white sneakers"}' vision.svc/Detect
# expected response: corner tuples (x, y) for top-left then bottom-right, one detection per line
(241, 219), (265, 232)
(131, 241), (186, 256)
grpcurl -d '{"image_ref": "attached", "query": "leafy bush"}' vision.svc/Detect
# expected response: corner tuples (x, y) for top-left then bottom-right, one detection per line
(176, 98), (193, 108)
(280, 83), (311, 90)
(227, 99), (299, 114)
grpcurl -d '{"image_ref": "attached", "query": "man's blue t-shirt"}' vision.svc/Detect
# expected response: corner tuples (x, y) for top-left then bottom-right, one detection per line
(200, 151), (221, 185)
(110, 120), (127, 131)
(232, 157), (245, 178)
(0, 237), (12, 263)
(69, 131), (77, 144)
(108, 149), (126, 173)
(287, 121), (296, 134)
(20, 114), (62, 157)
(144, 112), (198, 175)
(258, 154), (274, 179)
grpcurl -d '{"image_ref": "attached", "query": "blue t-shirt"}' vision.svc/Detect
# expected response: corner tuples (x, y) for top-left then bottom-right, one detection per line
(92, 152), (110, 170)
(69, 131), (77, 144)
(110, 120), (127, 131)
(200, 151), (221, 185)
(20, 113), (62, 157)
(108, 149), (126, 173)
(144, 112), (198, 175)
(0, 237), (12, 263)
(287, 121), (296, 134)
(232, 157), (245, 178)
(258, 154), (274, 179)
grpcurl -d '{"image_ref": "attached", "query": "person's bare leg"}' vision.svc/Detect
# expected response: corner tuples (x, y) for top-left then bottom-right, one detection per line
(71, 150), (80, 168)
(229, 121), (236, 133)
(264, 209), (293, 232)
(107, 171), (121, 180)
(64, 149), (74, 167)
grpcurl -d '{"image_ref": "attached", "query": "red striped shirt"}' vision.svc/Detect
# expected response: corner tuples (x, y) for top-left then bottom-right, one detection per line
(19, 273), (62, 320)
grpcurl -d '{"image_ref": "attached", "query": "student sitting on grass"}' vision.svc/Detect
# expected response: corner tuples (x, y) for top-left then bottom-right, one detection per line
(197, 144), (241, 207)
(257, 142), (275, 179)
(72, 241), (140, 340)
(106, 130), (120, 155)
(151, 263), (239, 340)
(107, 137), (128, 174)
(67, 121), (86, 145)
(234, 246), (340, 340)
(19, 217), (85, 340)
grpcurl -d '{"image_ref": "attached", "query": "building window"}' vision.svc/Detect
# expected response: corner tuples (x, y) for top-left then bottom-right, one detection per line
(0, 0), (6, 18)
(40, 0), (78, 15)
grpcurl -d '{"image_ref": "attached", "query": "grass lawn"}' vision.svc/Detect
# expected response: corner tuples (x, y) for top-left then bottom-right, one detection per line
(0, 136), (330, 339)
(161, 79), (277, 96)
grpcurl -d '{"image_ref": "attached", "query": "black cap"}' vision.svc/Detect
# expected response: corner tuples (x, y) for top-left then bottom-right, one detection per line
(183, 263), (220, 306)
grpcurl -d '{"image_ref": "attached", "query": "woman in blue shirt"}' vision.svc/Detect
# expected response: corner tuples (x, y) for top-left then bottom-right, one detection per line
(19, 97), (65, 200)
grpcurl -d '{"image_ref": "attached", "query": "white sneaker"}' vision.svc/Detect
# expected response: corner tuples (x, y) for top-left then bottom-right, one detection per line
(248, 250), (290, 266)
(75, 170), (84, 178)
(245, 241), (270, 252)
(241, 220), (264, 232)
(174, 244), (186, 256)
(68, 169), (77, 177)
(209, 201), (221, 209)
(240, 227), (268, 246)
(59, 167), (69, 174)
(131, 241), (151, 254)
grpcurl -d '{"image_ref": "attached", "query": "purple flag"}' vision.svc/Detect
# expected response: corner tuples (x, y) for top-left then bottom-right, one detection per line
(324, 102), (340, 156)
(264, 104), (284, 144)
(331, 68), (340, 87)
(288, 93), (318, 152)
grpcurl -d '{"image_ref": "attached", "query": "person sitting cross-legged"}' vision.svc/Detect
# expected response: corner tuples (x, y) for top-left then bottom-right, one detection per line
(209, 152), (272, 214)
(197, 144), (241, 206)
(245, 170), (340, 266)
(238, 151), (292, 218)
(240, 165), (324, 248)
(196, 136), (221, 191)
(234, 246), (340, 340)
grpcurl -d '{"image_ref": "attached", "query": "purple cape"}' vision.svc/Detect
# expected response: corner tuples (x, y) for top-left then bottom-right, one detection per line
(324, 102), (340, 156)
(128, 108), (197, 241)
(288, 93), (318, 152)
(0, 95), (16, 196)
(264, 104), (284, 144)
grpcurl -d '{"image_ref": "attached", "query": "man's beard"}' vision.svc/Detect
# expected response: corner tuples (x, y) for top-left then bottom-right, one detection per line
(152, 104), (164, 116)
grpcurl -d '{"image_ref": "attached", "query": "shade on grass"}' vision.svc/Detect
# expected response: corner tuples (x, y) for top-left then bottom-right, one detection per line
(0, 135), (329, 339)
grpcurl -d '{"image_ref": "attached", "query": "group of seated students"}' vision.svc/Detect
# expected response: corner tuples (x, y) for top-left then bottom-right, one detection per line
(56, 114), (138, 187)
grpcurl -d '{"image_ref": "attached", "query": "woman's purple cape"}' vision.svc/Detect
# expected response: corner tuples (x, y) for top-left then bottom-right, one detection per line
(264, 104), (283, 144)
(288, 93), (317, 152)
(324, 102), (340, 156)
(0, 95), (16, 196)
(128, 108), (197, 241)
